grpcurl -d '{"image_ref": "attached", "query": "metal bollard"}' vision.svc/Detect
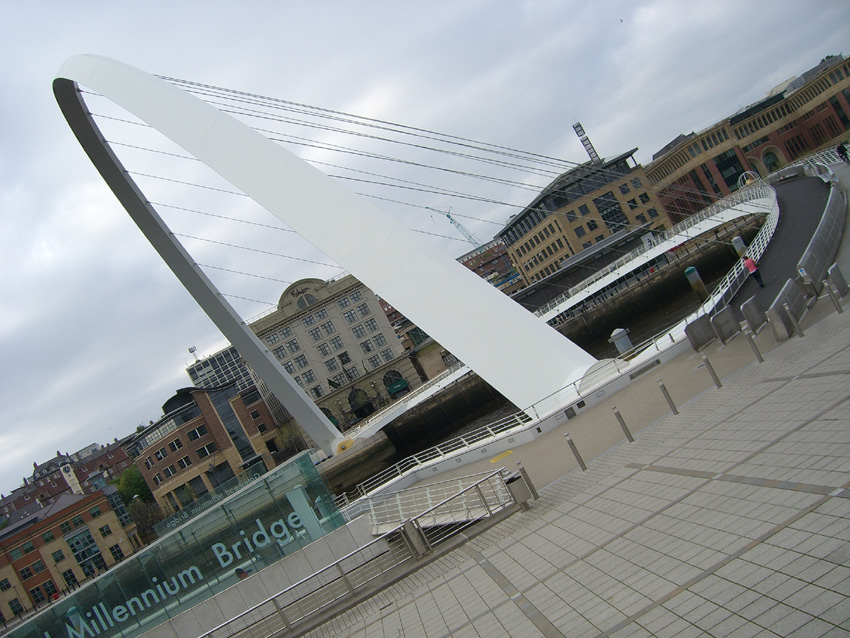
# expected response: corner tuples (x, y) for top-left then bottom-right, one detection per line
(564, 434), (587, 471)
(516, 462), (539, 500)
(742, 325), (764, 363)
(783, 302), (804, 338)
(824, 280), (844, 314)
(658, 379), (678, 415)
(612, 406), (634, 442)
(701, 353), (722, 389)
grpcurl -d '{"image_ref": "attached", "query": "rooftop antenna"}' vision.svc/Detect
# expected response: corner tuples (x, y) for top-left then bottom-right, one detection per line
(573, 122), (601, 164)
(188, 345), (199, 361)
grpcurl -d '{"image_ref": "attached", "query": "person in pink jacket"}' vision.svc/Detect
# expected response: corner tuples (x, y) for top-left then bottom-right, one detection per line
(743, 257), (764, 288)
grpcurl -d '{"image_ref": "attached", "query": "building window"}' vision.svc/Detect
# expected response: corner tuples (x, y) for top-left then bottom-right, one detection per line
(309, 386), (324, 400)
(9, 598), (23, 617)
(352, 324), (366, 338)
(373, 333), (387, 347)
(72, 515), (84, 528)
(31, 560), (45, 574)
(302, 370), (317, 384)
(325, 358), (339, 373)
(316, 342), (330, 357)
(381, 348), (394, 362)
(356, 303), (371, 318)
(52, 550), (65, 563)
(41, 581), (57, 601)
(60, 521), (72, 534)
(283, 361), (295, 374)
(321, 320), (336, 336)
(187, 425), (208, 440)
(258, 423), (267, 433)
(578, 204), (590, 216)
(315, 308), (328, 319)
(265, 333), (279, 345)
(19, 567), (32, 581)
(272, 345), (286, 360)
(368, 355), (381, 369)
(574, 226), (586, 238)
(144, 456), (153, 469)
(61, 570), (78, 589)
(627, 198), (638, 210)
(339, 351), (352, 365)
(308, 327), (322, 342)
(250, 409), (261, 419)
(343, 310), (357, 324)
(278, 326), (292, 338)
(109, 544), (125, 562)
(337, 297), (350, 308)
(169, 439), (183, 453)
(648, 208), (658, 218)
(636, 214), (647, 224)
(178, 456), (193, 469)
(42, 530), (55, 543)
(152, 474), (162, 486)
(364, 318), (378, 332)
(631, 177), (642, 188)
(163, 465), (177, 478)
(619, 182), (630, 194)
(350, 290), (363, 302)
(330, 336), (344, 350)
(360, 340), (374, 354)
(294, 354), (308, 369)
(286, 339), (301, 354)
(30, 586), (46, 604)
(22, 541), (35, 554)
(639, 192), (650, 204)
(344, 366), (360, 381)
(330, 373), (346, 388)
(302, 315), (315, 326)
(0, 579), (10, 592)
(196, 443), (217, 459)
(586, 219), (598, 231)
(89, 506), (102, 519)
(154, 448), (167, 461)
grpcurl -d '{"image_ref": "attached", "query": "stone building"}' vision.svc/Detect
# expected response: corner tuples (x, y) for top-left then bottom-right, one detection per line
(647, 54), (850, 220)
(248, 276), (421, 435)
(496, 150), (670, 287)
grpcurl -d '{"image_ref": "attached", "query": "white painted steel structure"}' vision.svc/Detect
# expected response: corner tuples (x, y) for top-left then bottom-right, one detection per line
(54, 55), (597, 455)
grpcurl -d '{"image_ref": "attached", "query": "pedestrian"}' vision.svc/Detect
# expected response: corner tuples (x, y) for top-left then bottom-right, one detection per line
(838, 143), (850, 164)
(743, 256), (764, 288)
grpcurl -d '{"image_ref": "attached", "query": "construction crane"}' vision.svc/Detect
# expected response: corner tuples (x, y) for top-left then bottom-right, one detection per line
(429, 207), (482, 248)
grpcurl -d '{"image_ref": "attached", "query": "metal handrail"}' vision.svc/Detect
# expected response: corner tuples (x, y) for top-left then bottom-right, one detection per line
(198, 470), (512, 638)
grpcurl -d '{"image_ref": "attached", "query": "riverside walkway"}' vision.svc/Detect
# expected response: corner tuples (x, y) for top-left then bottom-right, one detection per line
(307, 164), (850, 637)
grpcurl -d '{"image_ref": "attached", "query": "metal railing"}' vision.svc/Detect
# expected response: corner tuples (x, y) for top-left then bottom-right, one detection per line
(338, 471), (511, 526)
(199, 470), (513, 638)
(334, 411), (532, 508)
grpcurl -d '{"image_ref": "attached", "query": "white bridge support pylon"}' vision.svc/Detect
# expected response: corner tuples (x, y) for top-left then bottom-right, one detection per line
(54, 55), (597, 455)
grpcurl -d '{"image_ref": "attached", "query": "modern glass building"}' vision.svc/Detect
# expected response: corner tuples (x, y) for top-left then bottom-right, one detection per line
(8, 451), (344, 638)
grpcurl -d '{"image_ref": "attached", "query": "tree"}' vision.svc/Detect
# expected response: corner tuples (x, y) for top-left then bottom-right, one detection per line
(113, 465), (153, 505)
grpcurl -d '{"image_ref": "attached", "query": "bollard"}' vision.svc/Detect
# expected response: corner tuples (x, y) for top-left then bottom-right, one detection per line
(701, 353), (722, 389)
(742, 325), (764, 363)
(824, 280), (844, 314)
(612, 406), (634, 442)
(658, 379), (678, 415)
(783, 302), (804, 338)
(564, 434), (587, 471)
(516, 462), (539, 500)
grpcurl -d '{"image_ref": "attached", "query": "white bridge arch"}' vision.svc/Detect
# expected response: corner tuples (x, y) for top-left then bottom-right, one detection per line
(54, 55), (597, 455)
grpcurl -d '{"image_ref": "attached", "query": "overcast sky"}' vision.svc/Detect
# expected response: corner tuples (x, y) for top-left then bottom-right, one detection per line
(1, 0), (848, 496)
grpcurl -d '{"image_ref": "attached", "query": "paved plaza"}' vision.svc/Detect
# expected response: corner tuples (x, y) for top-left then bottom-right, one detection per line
(306, 169), (850, 637)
